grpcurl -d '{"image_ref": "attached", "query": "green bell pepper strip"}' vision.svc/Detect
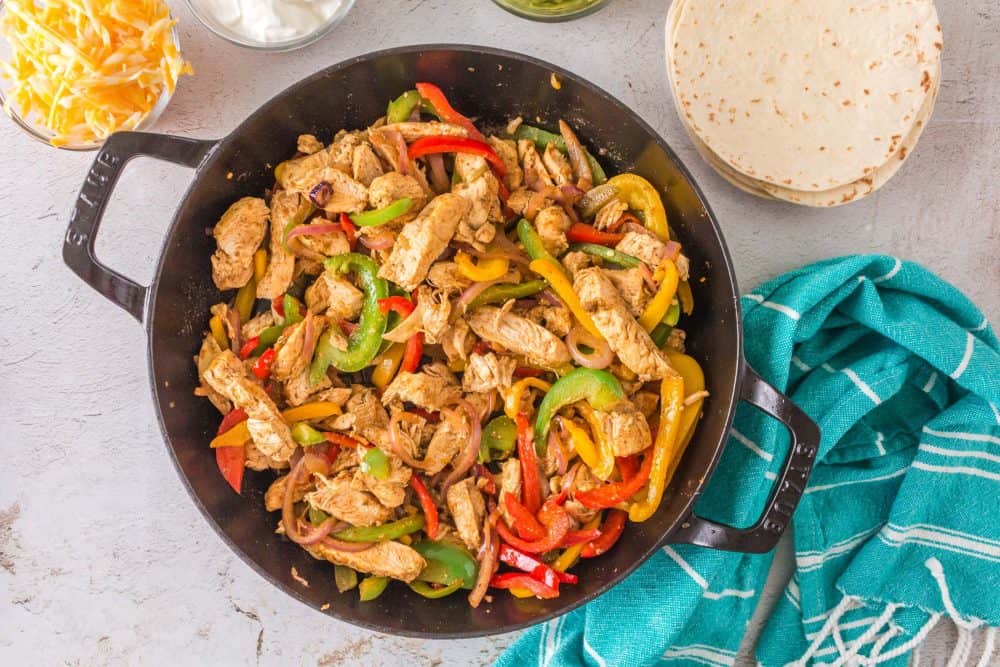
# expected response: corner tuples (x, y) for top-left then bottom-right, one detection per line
(333, 514), (425, 543)
(359, 575), (389, 601)
(349, 198), (413, 227)
(253, 294), (303, 355)
(361, 447), (390, 480)
(517, 218), (562, 267)
(310, 254), (389, 381)
(412, 540), (478, 589)
(468, 280), (547, 309)
(650, 303), (681, 347)
(408, 580), (463, 599)
(569, 243), (641, 268)
(479, 415), (517, 463)
(534, 368), (626, 451)
(386, 90), (422, 123)
(334, 565), (358, 593)
(308, 507), (329, 526)
(291, 422), (327, 446)
(511, 124), (607, 184)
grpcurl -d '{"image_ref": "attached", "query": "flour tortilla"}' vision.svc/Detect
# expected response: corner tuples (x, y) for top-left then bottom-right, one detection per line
(667, 0), (942, 192)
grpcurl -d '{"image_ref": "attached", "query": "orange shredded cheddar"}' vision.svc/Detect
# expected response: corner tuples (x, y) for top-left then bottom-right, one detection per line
(0, 0), (192, 146)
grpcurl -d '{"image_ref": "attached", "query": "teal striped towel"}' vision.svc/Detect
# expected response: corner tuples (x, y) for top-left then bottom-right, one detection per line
(496, 255), (1000, 667)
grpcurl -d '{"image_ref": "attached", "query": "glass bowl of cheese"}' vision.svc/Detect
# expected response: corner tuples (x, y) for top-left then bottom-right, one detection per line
(0, 0), (192, 150)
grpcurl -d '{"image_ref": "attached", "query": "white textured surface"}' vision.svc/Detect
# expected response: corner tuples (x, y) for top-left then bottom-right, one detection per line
(0, 1), (997, 665)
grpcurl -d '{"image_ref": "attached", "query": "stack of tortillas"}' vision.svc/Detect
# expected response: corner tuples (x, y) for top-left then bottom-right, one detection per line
(665, 0), (942, 206)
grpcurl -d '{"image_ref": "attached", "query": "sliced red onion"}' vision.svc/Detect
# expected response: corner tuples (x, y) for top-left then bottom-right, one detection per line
(427, 153), (450, 193)
(285, 223), (342, 241)
(637, 263), (658, 291)
(282, 453), (330, 546)
(440, 399), (483, 497)
(359, 231), (394, 250)
(469, 521), (498, 608)
(225, 307), (242, 353)
(319, 534), (376, 552)
(457, 243), (531, 268)
(560, 184), (584, 202)
(539, 289), (562, 306)
(388, 130), (409, 175)
(299, 313), (318, 368)
(566, 325), (614, 369)
(454, 274), (517, 312)
(549, 429), (568, 476)
(309, 181), (332, 208)
(623, 221), (657, 238)
(663, 240), (682, 261)
(561, 460), (582, 494)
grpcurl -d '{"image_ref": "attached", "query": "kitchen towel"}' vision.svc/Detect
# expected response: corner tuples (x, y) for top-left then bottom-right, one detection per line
(496, 255), (1000, 667)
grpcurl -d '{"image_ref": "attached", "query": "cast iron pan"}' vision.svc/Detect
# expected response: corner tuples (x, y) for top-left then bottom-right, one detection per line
(63, 45), (819, 637)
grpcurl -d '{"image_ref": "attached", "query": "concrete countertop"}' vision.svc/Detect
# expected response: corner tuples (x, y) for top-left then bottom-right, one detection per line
(1, 1), (996, 665)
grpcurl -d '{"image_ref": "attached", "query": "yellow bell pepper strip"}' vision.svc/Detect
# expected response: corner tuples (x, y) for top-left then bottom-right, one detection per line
(209, 401), (342, 449)
(529, 258), (604, 340)
(371, 343), (405, 390)
(533, 367), (625, 449)
(638, 259), (680, 332)
(233, 248), (268, 323)
(504, 377), (552, 420)
(665, 350), (707, 448)
(606, 173), (669, 241)
(551, 514), (603, 573)
(576, 404), (617, 481)
(455, 251), (510, 282)
(628, 375), (686, 522)
(558, 418), (602, 477)
(678, 280), (695, 315)
(209, 315), (228, 349)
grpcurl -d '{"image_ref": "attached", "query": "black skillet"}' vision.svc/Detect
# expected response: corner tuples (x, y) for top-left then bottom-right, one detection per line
(63, 45), (819, 638)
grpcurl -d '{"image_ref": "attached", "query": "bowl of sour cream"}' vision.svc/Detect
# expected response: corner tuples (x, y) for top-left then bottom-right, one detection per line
(187, 0), (355, 51)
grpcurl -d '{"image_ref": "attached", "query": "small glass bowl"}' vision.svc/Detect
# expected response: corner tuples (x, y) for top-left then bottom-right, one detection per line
(185, 0), (356, 52)
(0, 5), (178, 151)
(492, 0), (611, 22)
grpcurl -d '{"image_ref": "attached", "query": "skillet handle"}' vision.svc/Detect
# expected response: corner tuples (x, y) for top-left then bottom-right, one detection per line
(63, 132), (216, 323)
(670, 365), (819, 553)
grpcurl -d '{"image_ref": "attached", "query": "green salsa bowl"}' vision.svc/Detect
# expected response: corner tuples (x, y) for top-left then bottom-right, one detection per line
(492, 0), (611, 22)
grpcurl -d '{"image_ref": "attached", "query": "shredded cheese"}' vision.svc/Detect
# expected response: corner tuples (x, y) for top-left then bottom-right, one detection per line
(0, 0), (192, 146)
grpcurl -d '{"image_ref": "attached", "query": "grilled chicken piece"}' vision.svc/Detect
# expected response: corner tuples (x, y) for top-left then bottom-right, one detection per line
(574, 267), (677, 381)
(426, 261), (472, 293)
(270, 312), (322, 382)
(467, 306), (571, 369)
(452, 153), (500, 248)
(441, 318), (473, 364)
(305, 271), (364, 321)
(498, 459), (522, 526)
(534, 206), (572, 256)
(356, 455), (411, 508)
(292, 225), (350, 259)
(526, 302), (573, 338)
(203, 350), (296, 463)
(296, 134), (324, 155)
(462, 352), (516, 394)
(277, 147), (368, 214)
(518, 140), (554, 191)
(632, 390), (660, 421)
(194, 333), (232, 414)
(306, 471), (393, 527)
(542, 144), (573, 186)
(352, 142), (384, 186)
(593, 401), (653, 457)
(367, 172), (427, 225)
(614, 231), (667, 271)
(561, 250), (594, 278)
(378, 193), (470, 291)
(327, 131), (362, 172)
(241, 311), (275, 340)
(244, 440), (289, 472)
(593, 197), (628, 231)
(565, 465), (600, 524)
(380, 121), (469, 141)
(256, 191), (302, 298)
(283, 367), (333, 407)
(264, 472), (310, 512)
(306, 539), (425, 583)
(328, 385), (389, 439)
(605, 267), (650, 318)
(506, 187), (532, 217)
(423, 409), (470, 474)
(211, 197), (268, 290)
(381, 364), (462, 412)
(487, 136), (523, 190)
(447, 478), (486, 551)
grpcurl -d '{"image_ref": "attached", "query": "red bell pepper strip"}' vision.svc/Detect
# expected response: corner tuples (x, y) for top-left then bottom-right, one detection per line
(560, 528), (603, 547)
(325, 432), (364, 449)
(415, 82), (485, 142)
(574, 450), (654, 509)
(566, 223), (624, 247)
(581, 509), (627, 558)
(409, 474), (439, 539)
(378, 295), (416, 317)
(515, 413), (543, 514)
(473, 463), (497, 495)
(513, 366), (545, 378)
(338, 213), (358, 250)
(401, 331), (424, 373)
(272, 295), (285, 318)
(498, 544), (579, 589)
(617, 454), (639, 481)
(495, 496), (571, 554)
(410, 407), (440, 423)
(489, 572), (560, 599)
(409, 137), (507, 179)
(238, 336), (261, 360)
(503, 494), (545, 542)
(472, 340), (492, 356)
(215, 408), (248, 494)
(251, 348), (276, 379)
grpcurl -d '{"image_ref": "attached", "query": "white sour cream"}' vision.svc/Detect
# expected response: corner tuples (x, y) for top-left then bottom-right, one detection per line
(195, 0), (345, 44)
